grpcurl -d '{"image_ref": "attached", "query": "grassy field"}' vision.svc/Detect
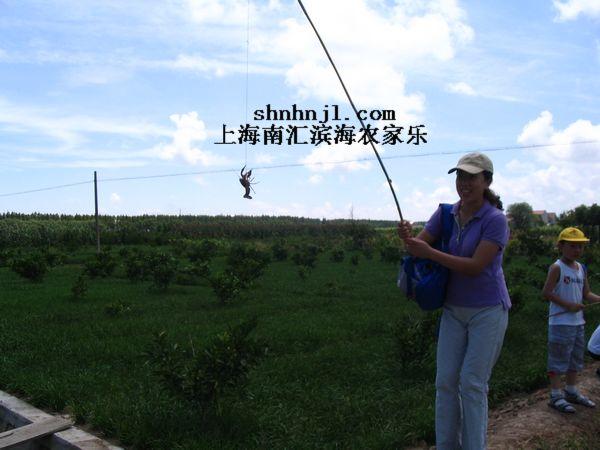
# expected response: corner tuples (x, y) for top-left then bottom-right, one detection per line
(0, 242), (598, 449)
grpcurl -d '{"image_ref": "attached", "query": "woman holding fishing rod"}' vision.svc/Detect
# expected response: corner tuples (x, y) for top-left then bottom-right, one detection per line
(398, 152), (510, 450)
(297, 2), (507, 446)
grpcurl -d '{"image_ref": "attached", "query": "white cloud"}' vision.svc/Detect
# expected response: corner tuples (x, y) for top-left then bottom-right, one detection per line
(308, 174), (323, 184)
(380, 180), (400, 193)
(264, 0), (471, 117)
(110, 193), (121, 204)
(0, 97), (171, 158)
(402, 181), (455, 221)
(554, 0), (600, 21)
(167, 54), (282, 77)
(300, 141), (375, 172)
(311, 201), (338, 218)
(155, 111), (229, 166)
(185, 0), (284, 24)
(0, 99), (229, 168)
(494, 165), (598, 213)
(0, 97), (172, 153)
(285, 61), (425, 122)
(64, 65), (132, 86)
(446, 81), (477, 96)
(253, 152), (274, 164)
(180, 0), (472, 120)
(3, 1), (473, 121)
(0, 45), (281, 80)
(517, 110), (554, 146)
(186, 0), (257, 26)
(445, 81), (524, 103)
(517, 110), (600, 164)
(50, 159), (148, 169)
(505, 159), (535, 173)
(498, 111), (600, 212)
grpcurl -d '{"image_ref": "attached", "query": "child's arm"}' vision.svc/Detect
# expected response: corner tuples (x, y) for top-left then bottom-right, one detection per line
(583, 273), (600, 303)
(542, 264), (585, 312)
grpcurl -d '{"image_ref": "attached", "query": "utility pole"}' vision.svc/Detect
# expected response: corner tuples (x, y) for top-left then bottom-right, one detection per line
(94, 171), (100, 253)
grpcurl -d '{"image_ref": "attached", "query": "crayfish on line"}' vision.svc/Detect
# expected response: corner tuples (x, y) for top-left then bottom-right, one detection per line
(239, 165), (257, 199)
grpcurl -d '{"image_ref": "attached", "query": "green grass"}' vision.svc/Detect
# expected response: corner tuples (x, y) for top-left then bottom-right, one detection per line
(0, 248), (598, 448)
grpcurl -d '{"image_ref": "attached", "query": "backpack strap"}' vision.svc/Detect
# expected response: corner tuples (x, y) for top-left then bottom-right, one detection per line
(439, 203), (453, 252)
(404, 258), (415, 296)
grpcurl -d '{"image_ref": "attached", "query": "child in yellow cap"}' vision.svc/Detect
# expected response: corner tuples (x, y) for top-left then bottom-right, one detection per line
(542, 227), (600, 413)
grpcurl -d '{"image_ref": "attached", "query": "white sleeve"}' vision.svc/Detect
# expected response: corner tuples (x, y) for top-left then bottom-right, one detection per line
(588, 325), (600, 355)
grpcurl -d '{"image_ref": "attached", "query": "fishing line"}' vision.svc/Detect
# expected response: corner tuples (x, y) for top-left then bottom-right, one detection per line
(244, 0), (250, 167)
(549, 301), (600, 317)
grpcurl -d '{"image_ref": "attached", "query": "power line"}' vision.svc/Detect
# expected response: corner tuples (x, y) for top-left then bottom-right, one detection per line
(102, 168), (238, 182)
(103, 139), (600, 179)
(0, 139), (597, 197)
(0, 181), (92, 198)
(427, 140), (598, 156)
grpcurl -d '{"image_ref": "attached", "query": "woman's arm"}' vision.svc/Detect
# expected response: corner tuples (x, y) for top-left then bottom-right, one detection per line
(416, 229), (436, 246)
(404, 238), (500, 276)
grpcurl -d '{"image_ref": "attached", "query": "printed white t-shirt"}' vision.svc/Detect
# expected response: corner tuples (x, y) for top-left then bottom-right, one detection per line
(549, 259), (585, 326)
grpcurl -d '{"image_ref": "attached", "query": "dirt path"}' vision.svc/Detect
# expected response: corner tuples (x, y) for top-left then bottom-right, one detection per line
(487, 364), (600, 449)
(409, 364), (600, 449)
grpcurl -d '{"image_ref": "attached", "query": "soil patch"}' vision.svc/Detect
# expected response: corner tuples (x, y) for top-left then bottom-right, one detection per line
(409, 364), (600, 449)
(488, 364), (600, 449)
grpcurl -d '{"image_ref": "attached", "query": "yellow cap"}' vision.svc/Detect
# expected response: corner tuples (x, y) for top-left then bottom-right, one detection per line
(557, 227), (589, 243)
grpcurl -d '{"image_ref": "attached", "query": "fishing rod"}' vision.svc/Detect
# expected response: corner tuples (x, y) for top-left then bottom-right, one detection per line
(549, 301), (600, 317)
(296, 0), (404, 222)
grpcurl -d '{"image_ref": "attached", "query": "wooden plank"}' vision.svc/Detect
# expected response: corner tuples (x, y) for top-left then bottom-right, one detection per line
(0, 417), (72, 449)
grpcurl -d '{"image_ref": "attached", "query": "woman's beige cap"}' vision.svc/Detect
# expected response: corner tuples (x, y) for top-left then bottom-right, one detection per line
(448, 152), (494, 174)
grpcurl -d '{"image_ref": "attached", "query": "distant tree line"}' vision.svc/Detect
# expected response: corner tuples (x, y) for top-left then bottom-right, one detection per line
(558, 203), (600, 228)
(506, 202), (599, 242)
(0, 213), (382, 248)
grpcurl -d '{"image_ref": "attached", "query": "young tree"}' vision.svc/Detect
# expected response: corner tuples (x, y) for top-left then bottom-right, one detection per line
(507, 202), (534, 231)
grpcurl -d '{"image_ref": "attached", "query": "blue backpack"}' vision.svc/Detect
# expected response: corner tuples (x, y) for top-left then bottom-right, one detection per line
(397, 204), (454, 311)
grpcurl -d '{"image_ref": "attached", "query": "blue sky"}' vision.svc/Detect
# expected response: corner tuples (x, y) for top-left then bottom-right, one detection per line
(0, 0), (598, 220)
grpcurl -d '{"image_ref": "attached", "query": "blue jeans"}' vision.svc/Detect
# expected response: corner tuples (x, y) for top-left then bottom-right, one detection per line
(435, 303), (508, 450)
